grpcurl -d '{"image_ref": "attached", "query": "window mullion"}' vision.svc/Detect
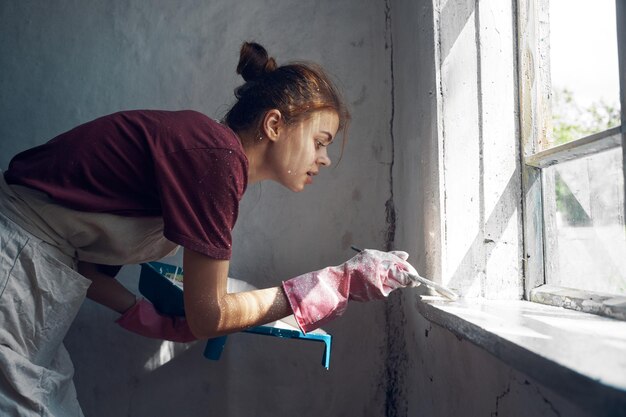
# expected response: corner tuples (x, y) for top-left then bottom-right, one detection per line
(518, 0), (551, 299)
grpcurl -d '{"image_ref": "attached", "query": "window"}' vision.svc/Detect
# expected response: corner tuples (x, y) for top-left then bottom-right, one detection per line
(424, 2), (626, 411)
(519, 0), (626, 319)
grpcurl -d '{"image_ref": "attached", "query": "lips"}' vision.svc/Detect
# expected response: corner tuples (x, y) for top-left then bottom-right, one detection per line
(306, 171), (317, 184)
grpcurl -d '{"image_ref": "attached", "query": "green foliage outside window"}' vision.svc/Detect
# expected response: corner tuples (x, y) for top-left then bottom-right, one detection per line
(551, 88), (621, 226)
(552, 87), (620, 146)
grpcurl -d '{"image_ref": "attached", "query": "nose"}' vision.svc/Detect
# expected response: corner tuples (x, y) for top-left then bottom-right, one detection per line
(317, 148), (331, 167)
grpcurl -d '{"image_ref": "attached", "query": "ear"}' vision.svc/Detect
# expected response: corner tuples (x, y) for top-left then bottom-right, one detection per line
(261, 109), (283, 142)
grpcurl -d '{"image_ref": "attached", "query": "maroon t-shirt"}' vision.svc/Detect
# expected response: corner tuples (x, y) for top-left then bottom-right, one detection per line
(4, 110), (248, 260)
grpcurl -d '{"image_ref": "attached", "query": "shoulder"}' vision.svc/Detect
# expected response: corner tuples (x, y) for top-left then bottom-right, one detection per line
(117, 110), (238, 159)
(156, 110), (240, 150)
(151, 111), (248, 177)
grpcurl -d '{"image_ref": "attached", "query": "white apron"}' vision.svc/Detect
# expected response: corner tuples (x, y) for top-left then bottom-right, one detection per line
(0, 173), (178, 416)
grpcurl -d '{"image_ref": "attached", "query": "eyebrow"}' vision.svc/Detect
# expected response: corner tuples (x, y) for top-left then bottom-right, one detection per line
(320, 130), (334, 144)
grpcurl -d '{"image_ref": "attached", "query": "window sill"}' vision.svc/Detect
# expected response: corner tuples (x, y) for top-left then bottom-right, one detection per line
(416, 296), (626, 416)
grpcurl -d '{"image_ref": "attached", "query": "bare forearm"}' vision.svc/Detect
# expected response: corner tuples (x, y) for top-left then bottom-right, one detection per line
(205, 286), (292, 337)
(78, 262), (136, 314)
(182, 249), (295, 338)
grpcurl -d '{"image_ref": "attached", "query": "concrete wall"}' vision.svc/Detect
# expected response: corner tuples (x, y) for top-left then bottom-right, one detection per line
(0, 0), (604, 416)
(1, 1), (394, 416)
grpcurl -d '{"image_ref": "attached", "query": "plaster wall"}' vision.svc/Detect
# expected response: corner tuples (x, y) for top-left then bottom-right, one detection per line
(0, 1), (395, 416)
(0, 0), (608, 416)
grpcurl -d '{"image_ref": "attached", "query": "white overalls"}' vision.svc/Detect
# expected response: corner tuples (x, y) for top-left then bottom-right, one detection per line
(0, 173), (178, 416)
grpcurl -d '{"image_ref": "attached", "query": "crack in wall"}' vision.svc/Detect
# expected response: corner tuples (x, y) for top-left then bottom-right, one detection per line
(535, 387), (562, 417)
(384, 0), (396, 254)
(491, 373), (562, 417)
(383, 296), (408, 417)
(381, 2), (408, 417)
(491, 382), (512, 416)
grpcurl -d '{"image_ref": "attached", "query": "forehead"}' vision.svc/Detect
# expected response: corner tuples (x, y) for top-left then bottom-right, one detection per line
(299, 110), (339, 133)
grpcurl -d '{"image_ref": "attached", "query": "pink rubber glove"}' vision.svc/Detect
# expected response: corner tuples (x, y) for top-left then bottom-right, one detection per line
(115, 298), (196, 343)
(282, 249), (418, 333)
(347, 250), (418, 301)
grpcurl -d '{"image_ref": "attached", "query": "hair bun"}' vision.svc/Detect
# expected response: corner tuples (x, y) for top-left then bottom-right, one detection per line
(236, 42), (277, 82)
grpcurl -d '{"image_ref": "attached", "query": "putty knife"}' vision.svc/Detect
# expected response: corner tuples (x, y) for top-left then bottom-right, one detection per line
(351, 246), (459, 301)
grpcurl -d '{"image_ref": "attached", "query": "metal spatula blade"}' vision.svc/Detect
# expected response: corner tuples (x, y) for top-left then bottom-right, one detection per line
(407, 272), (459, 300)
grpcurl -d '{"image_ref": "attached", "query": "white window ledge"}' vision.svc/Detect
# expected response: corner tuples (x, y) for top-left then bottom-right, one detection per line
(416, 297), (626, 416)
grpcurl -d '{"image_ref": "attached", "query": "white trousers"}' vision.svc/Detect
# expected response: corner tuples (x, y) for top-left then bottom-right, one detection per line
(0, 211), (90, 416)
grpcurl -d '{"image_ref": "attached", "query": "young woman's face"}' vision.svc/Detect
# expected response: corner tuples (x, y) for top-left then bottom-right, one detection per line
(270, 109), (339, 192)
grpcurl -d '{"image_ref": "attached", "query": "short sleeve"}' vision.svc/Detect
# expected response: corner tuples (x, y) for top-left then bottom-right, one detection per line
(155, 148), (247, 259)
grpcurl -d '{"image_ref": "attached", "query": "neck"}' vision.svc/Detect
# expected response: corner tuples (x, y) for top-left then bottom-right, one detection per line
(234, 129), (271, 185)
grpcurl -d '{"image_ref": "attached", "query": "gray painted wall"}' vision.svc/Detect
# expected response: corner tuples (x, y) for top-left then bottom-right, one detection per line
(0, 0), (600, 416)
(1, 1), (392, 416)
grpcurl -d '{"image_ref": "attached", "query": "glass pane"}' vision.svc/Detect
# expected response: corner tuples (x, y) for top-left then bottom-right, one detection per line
(548, 0), (621, 149)
(545, 147), (626, 295)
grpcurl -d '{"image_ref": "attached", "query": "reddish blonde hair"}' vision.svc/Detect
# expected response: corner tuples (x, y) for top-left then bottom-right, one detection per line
(224, 42), (350, 150)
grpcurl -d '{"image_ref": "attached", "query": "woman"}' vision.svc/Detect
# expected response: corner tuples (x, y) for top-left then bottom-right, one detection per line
(0, 42), (417, 415)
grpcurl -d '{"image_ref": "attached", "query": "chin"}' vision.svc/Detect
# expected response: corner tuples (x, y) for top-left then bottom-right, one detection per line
(287, 182), (306, 192)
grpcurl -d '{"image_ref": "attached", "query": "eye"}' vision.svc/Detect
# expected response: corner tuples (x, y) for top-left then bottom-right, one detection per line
(315, 139), (327, 150)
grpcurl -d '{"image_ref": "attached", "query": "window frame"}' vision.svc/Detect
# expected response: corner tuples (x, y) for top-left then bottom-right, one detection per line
(518, 0), (626, 320)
